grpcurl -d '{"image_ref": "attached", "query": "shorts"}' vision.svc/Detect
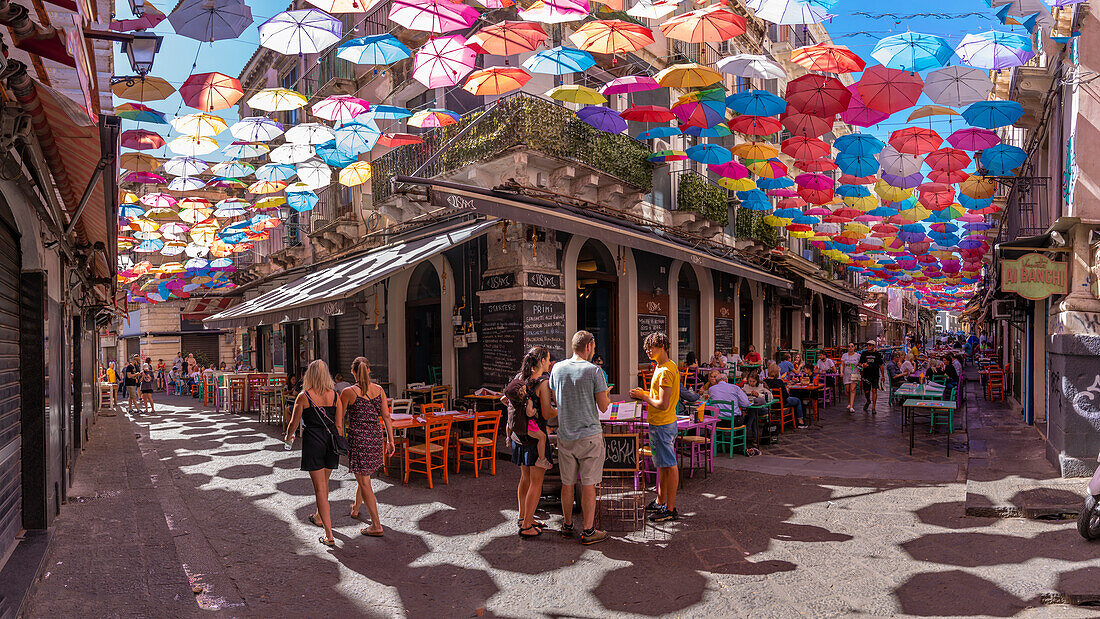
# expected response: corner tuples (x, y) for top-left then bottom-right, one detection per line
(648, 421), (678, 468)
(511, 438), (553, 468)
(557, 434), (604, 485)
(862, 374), (880, 390)
(126, 385), (139, 400)
(527, 419), (541, 434)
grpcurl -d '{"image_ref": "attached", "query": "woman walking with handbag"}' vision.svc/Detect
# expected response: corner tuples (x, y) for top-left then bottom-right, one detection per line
(336, 357), (395, 537)
(284, 359), (343, 547)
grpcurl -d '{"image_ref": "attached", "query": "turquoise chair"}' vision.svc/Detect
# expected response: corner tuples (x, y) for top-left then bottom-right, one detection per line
(710, 399), (747, 456)
(929, 387), (958, 433)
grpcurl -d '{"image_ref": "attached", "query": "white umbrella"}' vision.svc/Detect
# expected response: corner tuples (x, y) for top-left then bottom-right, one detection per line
(185, 244), (210, 258)
(269, 143), (316, 164)
(295, 159), (332, 190)
(752, 0), (830, 25)
(715, 54), (786, 80)
(163, 155), (209, 176)
(230, 116), (285, 141)
(259, 9), (342, 56)
(877, 145), (924, 177)
(284, 122), (337, 145)
(168, 135), (219, 156)
(922, 66), (993, 107)
(168, 177), (206, 192)
(626, 0), (679, 20)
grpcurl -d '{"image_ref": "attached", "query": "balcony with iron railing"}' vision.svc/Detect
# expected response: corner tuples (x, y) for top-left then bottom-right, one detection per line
(370, 93), (654, 203)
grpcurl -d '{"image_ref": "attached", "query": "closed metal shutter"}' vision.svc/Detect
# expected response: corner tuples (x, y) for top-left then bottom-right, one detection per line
(181, 333), (220, 368)
(333, 314), (361, 378)
(0, 204), (20, 560)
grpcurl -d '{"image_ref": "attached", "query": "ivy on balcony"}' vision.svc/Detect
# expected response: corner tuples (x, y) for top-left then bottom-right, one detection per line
(676, 172), (729, 226)
(735, 207), (779, 248)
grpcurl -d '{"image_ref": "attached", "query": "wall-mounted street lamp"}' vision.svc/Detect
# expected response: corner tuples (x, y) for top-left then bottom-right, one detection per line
(120, 32), (162, 76)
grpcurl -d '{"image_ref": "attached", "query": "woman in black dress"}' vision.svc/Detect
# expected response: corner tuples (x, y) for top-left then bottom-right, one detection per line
(284, 359), (340, 547)
(336, 357), (395, 537)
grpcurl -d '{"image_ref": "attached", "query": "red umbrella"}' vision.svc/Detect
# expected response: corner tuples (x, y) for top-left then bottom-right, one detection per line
(781, 136), (829, 160)
(728, 114), (782, 136)
(855, 65), (924, 115)
(839, 173), (877, 185)
(465, 21), (547, 55)
(924, 147), (971, 172)
(796, 159), (838, 172)
(780, 111), (833, 137)
(777, 197), (807, 209)
(620, 105), (675, 122)
(121, 129), (165, 150)
(379, 132), (424, 146)
(926, 168), (970, 184)
(840, 84), (889, 128)
(784, 74), (851, 117)
(798, 186), (834, 205)
(889, 127), (942, 155)
(180, 72), (244, 111)
(790, 43), (866, 73)
(918, 186), (955, 209)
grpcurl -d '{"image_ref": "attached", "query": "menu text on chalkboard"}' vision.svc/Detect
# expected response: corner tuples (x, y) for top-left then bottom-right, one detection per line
(523, 300), (566, 361)
(637, 292), (669, 364)
(481, 301), (522, 387)
(482, 272), (515, 291)
(715, 317), (734, 353)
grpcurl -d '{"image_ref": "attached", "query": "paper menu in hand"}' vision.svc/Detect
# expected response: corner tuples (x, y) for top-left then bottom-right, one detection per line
(607, 401), (640, 420)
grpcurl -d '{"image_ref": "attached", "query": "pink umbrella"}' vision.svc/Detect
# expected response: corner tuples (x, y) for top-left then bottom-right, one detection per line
(413, 35), (477, 88)
(140, 192), (178, 208)
(122, 171), (166, 184)
(160, 222), (191, 235)
(795, 173), (833, 190)
(121, 129), (165, 150)
(708, 161), (749, 179)
(946, 127), (1000, 151)
(389, 0), (480, 33)
(602, 75), (660, 95)
(840, 84), (889, 128)
(311, 94), (370, 122)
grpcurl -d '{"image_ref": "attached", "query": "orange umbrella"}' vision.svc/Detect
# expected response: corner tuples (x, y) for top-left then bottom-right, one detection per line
(659, 5), (746, 43)
(791, 43), (866, 73)
(466, 21), (547, 55)
(568, 20), (654, 54)
(655, 63), (722, 89)
(463, 66), (532, 95)
(907, 104), (960, 122)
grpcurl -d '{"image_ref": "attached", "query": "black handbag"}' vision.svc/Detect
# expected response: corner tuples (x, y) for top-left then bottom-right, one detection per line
(305, 391), (349, 457)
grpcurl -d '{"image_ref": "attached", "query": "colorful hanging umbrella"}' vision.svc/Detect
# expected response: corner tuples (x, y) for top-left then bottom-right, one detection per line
(648, 150), (689, 163)
(379, 133), (424, 147)
(716, 54), (785, 80)
(259, 9), (342, 55)
(907, 105), (960, 122)
(877, 146), (924, 177)
(979, 144), (1027, 176)
(334, 120), (381, 154)
(785, 74), (850, 116)
(223, 142), (270, 159)
(601, 75), (660, 95)
(954, 30), (1035, 70)
(726, 89), (786, 116)
(709, 161), (750, 179)
(659, 5), (746, 43)
(171, 113), (228, 137)
(255, 163), (297, 182)
(337, 161), (373, 187)
(269, 143), (315, 164)
(120, 152), (161, 172)
(246, 88), (307, 112)
(463, 66), (532, 96)
(210, 159), (255, 177)
(791, 43), (865, 73)
(834, 133), (885, 157)
(655, 63), (722, 89)
(961, 100), (1025, 129)
(311, 94), (370, 122)
(856, 65), (924, 115)
(732, 142), (780, 160)
(413, 35), (477, 88)
(111, 76), (175, 102)
(889, 127), (943, 155)
(522, 46), (595, 75)
(577, 106), (627, 133)
(167, 0), (253, 43)
(947, 127), (1000, 151)
(337, 34), (412, 65)
(871, 32), (954, 72)
(168, 135), (218, 156)
(466, 21), (547, 55)
(389, 0), (480, 33)
(728, 115), (783, 136)
(115, 102), (168, 124)
(121, 129), (165, 150)
(753, 0), (830, 25)
(685, 144), (731, 164)
(285, 122), (337, 144)
(621, 105), (676, 123)
(922, 66), (993, 107)
(924, 147), (971, 172)
(230, 116), (285, 142)
(840, 84), (889, 128)
(959, 175), (998, 199)
(518, 0), (587, 24)
(546, 85), (607, 105)
(408, 108), (461, 128)
(747, 158), (788, 179)
(780, 111), (832, 137)
(179, 72), (243, 111)
(569, 19), (653, 54)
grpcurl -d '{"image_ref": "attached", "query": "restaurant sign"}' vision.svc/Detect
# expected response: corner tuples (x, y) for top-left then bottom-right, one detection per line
(1002, 252), (1068, 300)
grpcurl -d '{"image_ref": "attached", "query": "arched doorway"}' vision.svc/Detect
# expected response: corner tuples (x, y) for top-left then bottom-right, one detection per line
(406, 262), (442, 384)
(677, 267), (700, 364)
(576, 241), (617, 382)
(739, 281), (754, 353)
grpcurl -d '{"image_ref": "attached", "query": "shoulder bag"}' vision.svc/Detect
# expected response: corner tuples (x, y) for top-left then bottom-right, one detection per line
(305, 390), (349, 457)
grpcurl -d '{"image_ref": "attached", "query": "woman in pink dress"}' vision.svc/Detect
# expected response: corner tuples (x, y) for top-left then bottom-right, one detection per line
(336, 356), (395, 537)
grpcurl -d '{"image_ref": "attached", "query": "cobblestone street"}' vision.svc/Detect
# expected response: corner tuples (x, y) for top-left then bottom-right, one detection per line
(19, 377), (1100, 618)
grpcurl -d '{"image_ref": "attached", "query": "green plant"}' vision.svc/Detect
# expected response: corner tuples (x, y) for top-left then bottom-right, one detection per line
(735, 207), (779, 248)
(677, 173), (729, 226)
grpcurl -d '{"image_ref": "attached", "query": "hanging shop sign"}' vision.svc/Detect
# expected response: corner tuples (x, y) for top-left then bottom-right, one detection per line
(1001, 252), (1068, 300)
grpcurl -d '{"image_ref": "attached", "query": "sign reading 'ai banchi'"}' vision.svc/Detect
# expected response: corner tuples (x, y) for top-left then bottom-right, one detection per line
(1002, 252), (1068, 300)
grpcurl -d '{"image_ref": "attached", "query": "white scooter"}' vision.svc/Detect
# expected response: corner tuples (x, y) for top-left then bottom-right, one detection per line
(1078, 453), (1100, 541)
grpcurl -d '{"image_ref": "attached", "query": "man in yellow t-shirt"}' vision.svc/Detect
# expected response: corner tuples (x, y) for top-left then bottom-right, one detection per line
(630, 331), (681, 522)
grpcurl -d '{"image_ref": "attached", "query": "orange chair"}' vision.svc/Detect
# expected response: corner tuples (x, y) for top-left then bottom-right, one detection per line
(202, 373), (217, 407)
(770, 387), (795, 433)
(404, 417), (453, 488)
(420, 402), (444, 416)
(246, 373), (266, 412)
(455, 410), (501, 477)
(430, 385), (451, 409)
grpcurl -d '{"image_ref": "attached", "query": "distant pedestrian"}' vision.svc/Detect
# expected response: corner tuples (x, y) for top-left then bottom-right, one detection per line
(334, 373), (351, 392)
(630, 331), (682, 522)
(140, 357), (156, 414)
(859, 342), (884, 414)
(284, 359), (340, 547)
(336, 357), (394, 537)
(549, 331), (609, 545)
(840, 343), (861, 413)
(124, 355), (142, 414)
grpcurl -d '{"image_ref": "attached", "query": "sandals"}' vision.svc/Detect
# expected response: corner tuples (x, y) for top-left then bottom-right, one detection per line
(516, 518), (545, 530)
(319, 536), (335, 547)
(518, 525), (542, 539)
(308, 513), (324, 528)
(361, 526), (384, 537)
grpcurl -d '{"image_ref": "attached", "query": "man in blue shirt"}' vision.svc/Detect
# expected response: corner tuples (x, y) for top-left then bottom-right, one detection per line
(777, 353), (794, 376)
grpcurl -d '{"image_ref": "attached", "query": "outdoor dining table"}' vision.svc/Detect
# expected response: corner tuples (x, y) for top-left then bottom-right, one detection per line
(788, 382), (824, 422)
(390, 410), (475, 430)
(902, 398), (955, 456)
(465, 393), (505, 412)
(403, 385), (433, 403)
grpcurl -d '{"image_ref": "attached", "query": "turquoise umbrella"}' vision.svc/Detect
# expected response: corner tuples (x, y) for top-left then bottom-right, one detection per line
(686, 144), (732, 165)
(334, 120), (381, 155)
(522, 46), (595, 75)
(255, 163), (296, 182)
(338, 34), (411, 65)
(979, 144), (1027, 176)
(961, 100), (1024, 129)
(871, 32), (954, 72)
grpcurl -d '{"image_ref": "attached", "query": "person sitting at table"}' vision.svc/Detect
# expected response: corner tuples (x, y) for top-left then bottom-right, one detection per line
(708, 349), (727, 369)
(741, 371), (771, 404)
(791, 353), (805, 375)
(764, 363), (807, 428)
(743, 345), (762, 365)
(703, 370), (759, 452)
(727, 346), (742, 367)
(777, 353), (794, 376)
(899, 353), (917, 380)
(942, 353), (960, 392)
(814, 355), (835, 375)
(885, 351), (902, 385)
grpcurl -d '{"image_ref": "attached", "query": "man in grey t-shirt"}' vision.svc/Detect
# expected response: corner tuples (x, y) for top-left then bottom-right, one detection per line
(549, 330), (611, 545)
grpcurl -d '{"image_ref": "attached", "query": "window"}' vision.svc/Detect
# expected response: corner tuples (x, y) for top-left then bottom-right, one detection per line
(281, 67), (299, 125)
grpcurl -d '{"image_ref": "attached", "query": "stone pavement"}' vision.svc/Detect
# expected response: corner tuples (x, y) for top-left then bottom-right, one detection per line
(19, 384), (1100, 617)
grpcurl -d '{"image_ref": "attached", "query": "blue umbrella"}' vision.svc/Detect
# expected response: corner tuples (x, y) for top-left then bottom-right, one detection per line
(286, 187), (319, 212)
(774, 207), (803, 218)
(871, 32), (954, 72)
(793, 214), (820, 224)
(681, 124), (731, 138)
(255, 163), (296, 182)
(757, 177), (793, 189)
(835, 152), (879, 177)
(314, 141), (357, 167)
(833, 133), (885, 157)
(726, 89), (786, 116)
(577, 106), (627, 134)
(334, 120), (381, 155)
(686, 144), (732, 165)
(835, 184), (871, 198)
(337, 34), (411, 65)
(362, 105), (411, 120)
(736, 189), (771, 210)
(962, 100), (1024, 129)
(522, 46), (595, 75)
(219, 231), (247, 244)
(958, 194), (992, 209)
(635, 126), (681, 140)
(119, 203), (145, 218)
(979, 144), (1027, 175)
(867, 205), (899, 217)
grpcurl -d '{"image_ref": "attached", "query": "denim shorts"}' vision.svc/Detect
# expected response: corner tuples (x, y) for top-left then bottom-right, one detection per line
(649, 422), (678, 468)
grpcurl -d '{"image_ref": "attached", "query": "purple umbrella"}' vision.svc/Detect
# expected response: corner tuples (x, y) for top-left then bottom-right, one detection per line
(897, 230), (928, 242)
(947, 127), (1000, 151)
(122, 171), (167, 184)
(881, 171), (924, 189)
(840, 84), (889, 128)
(577, 105), (627, 134)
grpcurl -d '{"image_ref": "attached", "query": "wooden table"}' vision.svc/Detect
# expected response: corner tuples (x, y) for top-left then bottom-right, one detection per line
(902, 398), (955, 456)
(465, 393), (504, 412)
(788, 383), (823, 422)
(403, 385), (433, 404)
(391, 410), (475, 430)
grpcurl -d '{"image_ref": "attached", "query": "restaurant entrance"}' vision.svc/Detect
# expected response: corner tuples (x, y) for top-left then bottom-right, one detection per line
(677, 267), (700, 364)
(576, 241), (617, 382)
(406, 263), (442, 385)
(739, 281), (753, 353)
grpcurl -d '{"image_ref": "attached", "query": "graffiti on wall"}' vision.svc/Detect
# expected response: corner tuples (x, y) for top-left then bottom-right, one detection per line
(1064, 374), (1100, 430)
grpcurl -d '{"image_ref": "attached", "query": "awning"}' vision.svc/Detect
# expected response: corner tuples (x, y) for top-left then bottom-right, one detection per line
(803, 278), (864, 306)
(403, 177), (792, 289)
(205, 220), (496, 329)
(183, 296), (238, 321)
(859, 306), (888, 321)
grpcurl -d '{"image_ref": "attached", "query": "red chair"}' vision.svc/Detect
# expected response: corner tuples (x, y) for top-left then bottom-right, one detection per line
(770, 388), (795, 433)
(454, 410), (501, 477)
(404, 417), (453, 488)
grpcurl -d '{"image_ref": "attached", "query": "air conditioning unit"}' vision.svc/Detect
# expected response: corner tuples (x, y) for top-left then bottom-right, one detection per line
(991, 299), (1014, 321)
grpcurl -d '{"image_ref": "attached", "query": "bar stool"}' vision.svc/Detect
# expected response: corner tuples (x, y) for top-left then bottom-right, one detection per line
(202, 373), (217, 408)
(228, 376), (247, 413)
(98, 382), (116, 410)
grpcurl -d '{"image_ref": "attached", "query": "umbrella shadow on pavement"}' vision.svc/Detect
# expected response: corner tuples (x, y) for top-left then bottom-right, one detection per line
(894, 570), (1032, 616)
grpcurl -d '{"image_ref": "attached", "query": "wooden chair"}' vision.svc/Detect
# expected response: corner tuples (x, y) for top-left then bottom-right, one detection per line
(227, 376), (247, 413)
(428, 365), (442, 385)
(638, 369), (653, 390)
(420, 402), (444, 416)
(429, 385), (451, 409)
(215, 375), (230, 412)
(710, 399), (747, 456)
(380, 399), (413, 476)
(98, 383), (116, 411)
(930, 387), (958, 433)
(454, 410), (501, 477)
(678, 404), (713, 478)
(987, 370), (1005, 401)
(404, 416), (453, 488)
(202, 373), (217, 407)
(770, 388), (795, 434)
(246, 373), (266, 413)
(268, 375), (287, 389)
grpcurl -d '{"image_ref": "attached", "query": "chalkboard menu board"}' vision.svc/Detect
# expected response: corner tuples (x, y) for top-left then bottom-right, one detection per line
(481, 301), (522, 387)
(637, 292), (669, 364)
(715, 318), (734, 352)
(523, 301), (566, 361)
(603, 433), (639, 472)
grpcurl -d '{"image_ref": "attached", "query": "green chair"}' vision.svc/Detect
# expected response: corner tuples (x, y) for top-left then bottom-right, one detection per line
(428, 365), (442, 385)
(710, 399), (747, 456)
(804, 349), (819, 366)
(930, 388), (957, 433)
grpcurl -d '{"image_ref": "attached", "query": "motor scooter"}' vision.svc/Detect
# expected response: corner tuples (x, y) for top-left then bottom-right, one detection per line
(1078, 453), (1100, 541)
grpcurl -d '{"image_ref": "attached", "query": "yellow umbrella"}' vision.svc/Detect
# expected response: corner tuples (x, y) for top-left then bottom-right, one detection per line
(111, 76), (175, 102)
(143, 206), (178, 220)
(568, 19), (654, 54)
(128, 218), (159, 232)
(899, 205), (932, 221)
(169, 135), (219, 156)
(873, 179), (912, 202)
(959, 174), (997, 199)
(731, 142), (779, 160)
(655, 63), (722, 89)
(120, 152), (161, 172)
(189, 224), (218, 245)
(121, 191), (139, 204)
(718, 177), (755, 191)
(338, 161), (373, 187)
(842, 194), (877, 210)
(178, 208), (213, 223)
(248, 180), (287, 194)
(907, 105), (960, 122)
(545, 85), (607, 105)
(846, 222), (870, 234)
(170, 113), (228, 137)
(255, 196), (287, 210)
(246, 87), (307, 112)
(763, 215), (791, 227)
(789, 229), (815, 238)
(159, 262), (185, 274)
